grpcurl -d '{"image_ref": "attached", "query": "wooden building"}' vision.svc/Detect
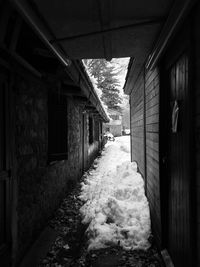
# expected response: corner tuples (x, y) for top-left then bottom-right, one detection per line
(0, 2), (109, 266)
(124, 2), (200, 266)
(104, 109), (123, 137)
(1, 0), (200, 266)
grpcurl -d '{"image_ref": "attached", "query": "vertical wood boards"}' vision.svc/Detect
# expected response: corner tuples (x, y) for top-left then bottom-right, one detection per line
(160, 18), (194, 265)
(130, 73), (145, 176)
(145, 67), (161, 245)
(167, 54), (192, 267)
(193, 3), (200, 266)
(129, 65), (161, 245)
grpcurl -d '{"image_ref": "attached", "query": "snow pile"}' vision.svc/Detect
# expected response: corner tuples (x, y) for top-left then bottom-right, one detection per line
(79, 137), (151, 251)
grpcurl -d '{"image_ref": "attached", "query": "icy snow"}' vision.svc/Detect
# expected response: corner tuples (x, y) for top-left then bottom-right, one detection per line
(79, 136), (151, 251)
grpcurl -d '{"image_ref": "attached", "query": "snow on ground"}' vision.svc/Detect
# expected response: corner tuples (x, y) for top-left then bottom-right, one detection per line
(79, 136), (151, 251)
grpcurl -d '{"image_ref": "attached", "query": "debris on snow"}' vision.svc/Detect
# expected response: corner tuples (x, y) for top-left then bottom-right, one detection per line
(79, 136), (151, 251)
(38, 136), (164, 267)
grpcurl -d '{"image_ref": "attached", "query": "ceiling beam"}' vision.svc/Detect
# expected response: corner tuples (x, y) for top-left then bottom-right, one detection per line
(50, 16), (165, 44)
(96, 0), (112, 60)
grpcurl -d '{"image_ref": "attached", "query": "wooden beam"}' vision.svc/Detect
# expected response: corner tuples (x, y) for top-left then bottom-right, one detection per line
(146, 0), (197, 70)
(12, 0), (71, 69)
(96, 0), (112, 60)
(9, 15), (22, 51)
(0, 3), (12, 44)
(50, 17), (165, 44)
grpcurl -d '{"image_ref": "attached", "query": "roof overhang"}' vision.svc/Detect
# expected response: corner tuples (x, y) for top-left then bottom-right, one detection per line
(124, 0), (197, 94)
(73, 61), (110, 122)
(11, 0), (174, 95)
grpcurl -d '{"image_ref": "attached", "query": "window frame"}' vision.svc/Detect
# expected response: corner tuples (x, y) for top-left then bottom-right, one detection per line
(88, 116), (94, 144)
(48, 91), (68, 163)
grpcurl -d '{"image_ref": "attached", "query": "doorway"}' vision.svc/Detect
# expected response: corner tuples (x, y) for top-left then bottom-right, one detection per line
(160, 35), (194, 266)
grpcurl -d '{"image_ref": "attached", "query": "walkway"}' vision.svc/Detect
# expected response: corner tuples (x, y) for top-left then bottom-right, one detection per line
(37, 137), (164, 267)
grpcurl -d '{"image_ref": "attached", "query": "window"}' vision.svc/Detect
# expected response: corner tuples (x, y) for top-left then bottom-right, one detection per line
(89, 116), (94, 144)
(48, 92), (68, 162)
(94, 119), (99, 141)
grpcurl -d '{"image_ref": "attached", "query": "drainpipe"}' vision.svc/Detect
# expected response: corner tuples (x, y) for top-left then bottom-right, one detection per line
(11, 0), (71, 68)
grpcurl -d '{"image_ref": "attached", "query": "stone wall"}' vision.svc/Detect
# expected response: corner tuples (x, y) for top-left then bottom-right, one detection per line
(14, 74), (86, 262)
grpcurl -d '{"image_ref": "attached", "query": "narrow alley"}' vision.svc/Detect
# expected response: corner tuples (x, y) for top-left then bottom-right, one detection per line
(29, 137), (163, 267)
(1, 1), (200, 267)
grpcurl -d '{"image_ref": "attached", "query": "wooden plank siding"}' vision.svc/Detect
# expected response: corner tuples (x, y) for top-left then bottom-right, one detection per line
(145, 67), (161, 245)
(129, 66), (161, 245)
(130, 72), (145, 176)
(128, 3), (200, 264)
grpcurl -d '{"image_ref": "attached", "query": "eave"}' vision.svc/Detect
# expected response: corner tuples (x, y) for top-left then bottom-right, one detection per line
(124, 0), (197, 95)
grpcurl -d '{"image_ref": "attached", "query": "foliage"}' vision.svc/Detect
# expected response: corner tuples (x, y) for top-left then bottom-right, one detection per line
(84, 59), (122, 112)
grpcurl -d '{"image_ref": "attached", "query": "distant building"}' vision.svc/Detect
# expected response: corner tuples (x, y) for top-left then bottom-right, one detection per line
(104, 109), (122, 137)
(122, 108), (130, 134)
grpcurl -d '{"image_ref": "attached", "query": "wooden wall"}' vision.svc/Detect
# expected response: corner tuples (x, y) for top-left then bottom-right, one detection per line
(145, 67), (161, 244)
(129, 4), (200, 263)
(194, 3), (200, 265)
(129, 67), (161, 245)
(130, 72), (145, 175)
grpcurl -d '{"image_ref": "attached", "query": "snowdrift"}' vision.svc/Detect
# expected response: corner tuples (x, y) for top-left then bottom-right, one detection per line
(79, 137), (151, 251)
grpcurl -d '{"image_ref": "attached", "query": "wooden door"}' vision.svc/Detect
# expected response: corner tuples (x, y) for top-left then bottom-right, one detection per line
(162, 53), (192, 267)
(0, 73), (11, 266)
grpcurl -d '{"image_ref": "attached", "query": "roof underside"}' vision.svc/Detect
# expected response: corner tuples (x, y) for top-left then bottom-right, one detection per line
(13, 0), (174, 92)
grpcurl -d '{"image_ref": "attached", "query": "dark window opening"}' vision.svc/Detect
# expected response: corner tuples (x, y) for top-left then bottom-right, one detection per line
(100, 122), (102, 139)
(48, 92), (68, 162)
(94, 119), (99, 141)
(89, 116), (94, 144)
